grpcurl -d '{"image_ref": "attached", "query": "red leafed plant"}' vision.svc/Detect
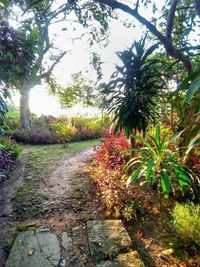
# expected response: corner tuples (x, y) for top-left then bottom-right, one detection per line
(94, 131), (131, 171)
(89, 132), (135, 218)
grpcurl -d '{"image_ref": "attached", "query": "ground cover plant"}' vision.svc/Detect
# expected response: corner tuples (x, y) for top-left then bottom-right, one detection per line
(0, 137), (21, 178)
(172, 202), (200, 245)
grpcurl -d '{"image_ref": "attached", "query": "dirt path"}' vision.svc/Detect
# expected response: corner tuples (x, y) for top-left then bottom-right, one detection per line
(0, 145), (104, 267)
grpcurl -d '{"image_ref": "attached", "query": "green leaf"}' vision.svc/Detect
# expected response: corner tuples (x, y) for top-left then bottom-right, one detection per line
(155, 125), (160, 145)
(161, 170), (170, 198)
(174, 166), (192, 193)
(186, 77), (200, 103)
(175, 69), (200, 94)
(184, 133), (200, 162)
(129, 168), (143, 184)
(148, 135), (161, 156)
(134, 135), (158, 158)
(146, 159), (155, 182)
(123, 158), (142, 171)
(160, 132), (170, 150)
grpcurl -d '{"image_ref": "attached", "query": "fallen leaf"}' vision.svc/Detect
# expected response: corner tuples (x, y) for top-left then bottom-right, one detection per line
(179, 261), (187, 267)
(135, 230), (142, 238)
(27, 248), (34, 256)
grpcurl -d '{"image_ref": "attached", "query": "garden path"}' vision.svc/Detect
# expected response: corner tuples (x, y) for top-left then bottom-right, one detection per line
(0, 146), (101, 267)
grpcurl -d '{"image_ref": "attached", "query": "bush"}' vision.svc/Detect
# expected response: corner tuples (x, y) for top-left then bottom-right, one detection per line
(5, 111), (20, 130)
(0, 146), (13, 173)
(172, 202), (200, 245)
(89, 132), (134, 217)
(58, 115), (111, 141)
(0, 137), (21, 177)
(75, 127), (101, 141)
(52, 123), (78, 147)
(31, 114), (57, 130)
(12, 128), (58, 144)
(0, 137), (21, 159)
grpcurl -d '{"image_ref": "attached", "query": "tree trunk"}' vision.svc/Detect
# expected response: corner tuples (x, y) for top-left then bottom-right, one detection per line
(20, 87), (31, 130)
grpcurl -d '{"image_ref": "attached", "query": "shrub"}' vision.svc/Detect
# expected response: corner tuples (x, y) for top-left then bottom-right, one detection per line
(0, 137), (21, 159)
(94, 132), (130, 171)
(52, 123), (78, 147)
(12, 128), (58, 144)
(0, 137), (21, 177)
(125, 126), (195, 204)
(31, 114), (57, 130)
(58, 115), (111, 141)
(89, 132), (134, 217)
(5, 110), (20, 130)
(172, 202), (200, 245)
(0, 146), (13, 173)
(76, 127), (101, 141)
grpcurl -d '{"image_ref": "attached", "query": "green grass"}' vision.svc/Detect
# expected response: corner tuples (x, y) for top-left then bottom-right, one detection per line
(20, 139), (101, 171)
(66, 139), (101, 152)
(13, 139), (100, 218)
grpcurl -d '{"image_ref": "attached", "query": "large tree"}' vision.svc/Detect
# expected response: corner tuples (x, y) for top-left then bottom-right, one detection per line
(0, 1), (73, 129)
(1, 0), (111, 129)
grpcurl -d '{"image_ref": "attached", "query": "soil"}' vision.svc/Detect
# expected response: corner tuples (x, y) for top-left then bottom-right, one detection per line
(0, 146), (104, 267)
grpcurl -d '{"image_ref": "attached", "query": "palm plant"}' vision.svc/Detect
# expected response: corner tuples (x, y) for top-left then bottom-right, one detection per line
(103, 36), (165, 147)
(125, 126), (198, 210)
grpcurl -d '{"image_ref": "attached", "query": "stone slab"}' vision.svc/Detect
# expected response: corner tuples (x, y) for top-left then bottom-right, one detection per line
(87, 220), (132, 262)
(61, 232), (73, 251)
(6, 231), (61, 267)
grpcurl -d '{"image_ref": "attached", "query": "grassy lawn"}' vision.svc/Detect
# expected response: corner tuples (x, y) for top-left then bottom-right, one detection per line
(20, 139), (101, 169)
(12, 139), (101, 218)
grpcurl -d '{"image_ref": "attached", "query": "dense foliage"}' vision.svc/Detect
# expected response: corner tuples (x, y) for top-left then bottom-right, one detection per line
(11, 128), (58, 145)
(89, 132), (136, 217)
(0, 86), (9, 133)
(125, 126), (195, 200)
(104, 37), (165, 138)
(0, 137), (21, 177)
(52, 123), (78, 147)
(0, 21), (37, 88)
(9, 114), (110, 144)
(172, 202), (200, 245)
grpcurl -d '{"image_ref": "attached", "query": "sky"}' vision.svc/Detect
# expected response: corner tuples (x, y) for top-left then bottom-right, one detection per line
(11, 1), (165, 117)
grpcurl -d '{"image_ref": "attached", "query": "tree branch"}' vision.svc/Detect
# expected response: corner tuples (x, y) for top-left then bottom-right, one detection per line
(135, 0), (140, 12)
(39, 51), (69, 79)
(166, 0), (180, 39)
(94, 0), (166, 43)
(94, 0), (193, 74)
